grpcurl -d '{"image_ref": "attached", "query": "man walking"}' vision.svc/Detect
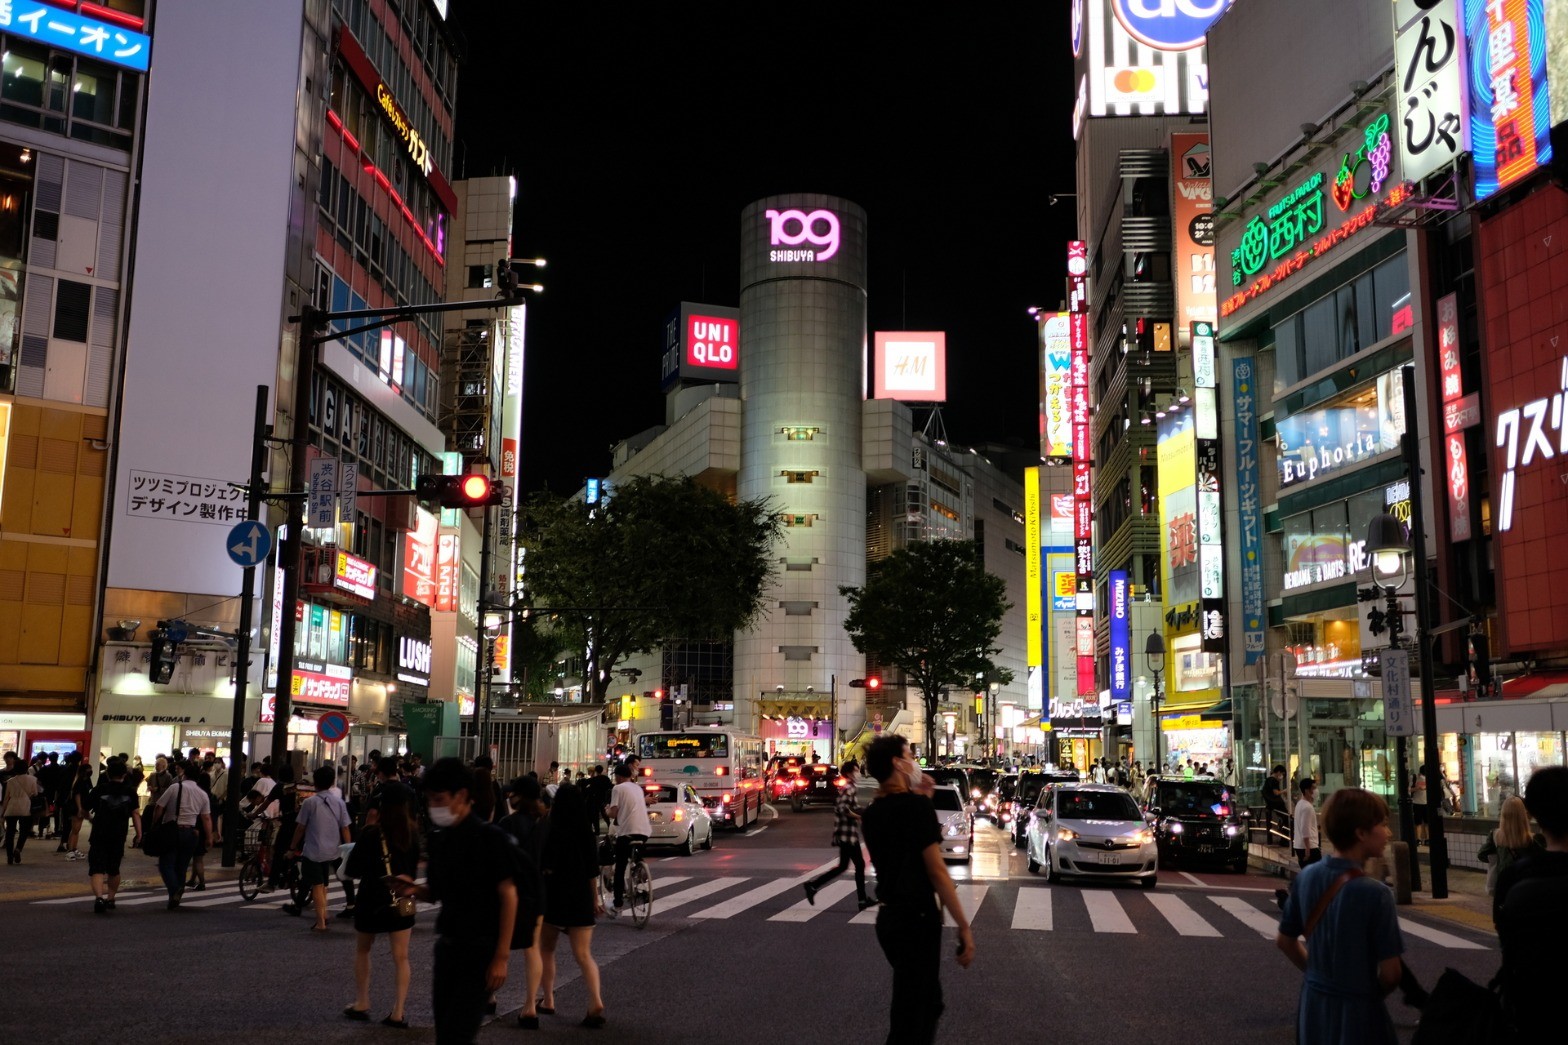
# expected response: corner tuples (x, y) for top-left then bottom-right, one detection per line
(147, 757), (212, 909)
(86, 757), (140, 913)
(1292, 778), (1320, 868)
(861, 735), (975, 1045)
(803, 761), (871, 910)
(392, 758), (519, 1045)
(583, 764), (613, 834)
(283, 764), (352, 930)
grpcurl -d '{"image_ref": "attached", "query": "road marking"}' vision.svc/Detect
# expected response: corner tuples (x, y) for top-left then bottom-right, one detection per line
(649, 877), (747, 914)
(1209, 895), (1279, 938)
(1146, 892), (1222, 937)
(690, 859), (838, 919)
(1398, 917), (1486, 950)
(1159, 882), (1278, 893)
(742, 826), (770, 838)
(1179, 871), (1205, 886)
(1080, 890), (1136, 933)
(770, 879), (857, 921)
(37, 887), (171, 905)
(1010, 887), (1053, 931)
(944, 883), (988, 928)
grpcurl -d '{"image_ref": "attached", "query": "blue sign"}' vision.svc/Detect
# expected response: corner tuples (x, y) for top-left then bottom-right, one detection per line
(1112, 0), (1233, 51)
(1109, 570), (1131, 702)
(1462, 0), (1551, 201)
(1233, 358), (1265, 665)
(0, 3), (151, 73)
(317, 711), (350, 744)
(226, 520), (272, 568)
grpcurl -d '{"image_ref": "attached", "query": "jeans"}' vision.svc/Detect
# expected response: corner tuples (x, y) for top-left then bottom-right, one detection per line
(613, 834), (647, 906)
(1295, 847), (1321, 869)
(806, 842), (867, 901)
(432, 936), (490, 1045)
(874, 903), (944, 1045)
(4, 815), (33, 858)
(157, 826), (199, 897)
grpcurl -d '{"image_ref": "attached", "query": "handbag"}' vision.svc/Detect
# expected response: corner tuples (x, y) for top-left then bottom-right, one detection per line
(143, 779), (183, 857)
(1411, 968), (1507, 1045)
(382, 833), (416, 918)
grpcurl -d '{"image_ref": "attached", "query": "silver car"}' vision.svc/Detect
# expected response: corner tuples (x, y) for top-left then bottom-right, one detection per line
(930, 783), (974, 862)
(1025, 783), (1157, 888)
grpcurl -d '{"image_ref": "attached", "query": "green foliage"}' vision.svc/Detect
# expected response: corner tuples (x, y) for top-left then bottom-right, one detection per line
(840, 540), (1011, 754)
(521, 475), (782, 701)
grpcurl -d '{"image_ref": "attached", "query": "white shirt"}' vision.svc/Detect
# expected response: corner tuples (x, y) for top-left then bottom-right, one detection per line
(1293, 796), (1319, 850)
(155, 779), (211, 827)
(609, 779), (652, 837)
(250, 776), (280, 818)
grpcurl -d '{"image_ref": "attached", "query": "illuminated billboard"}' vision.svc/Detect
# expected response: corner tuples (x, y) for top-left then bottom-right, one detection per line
(1463, 0), (1551, 201)
(402, 507), (438, 607)
(1025, 468), (1043, 667)
(1041, 313), (1073, 459)
(1076, 0), (1234, 120)
(660, 302), (741, 390)
(872, 332), (948, 402)
(1171, 133), (1216, 340)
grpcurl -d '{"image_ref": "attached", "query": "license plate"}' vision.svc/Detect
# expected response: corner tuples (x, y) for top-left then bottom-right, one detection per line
(1197, 844), (1215, 853)
(1097, 853), (1121, 865)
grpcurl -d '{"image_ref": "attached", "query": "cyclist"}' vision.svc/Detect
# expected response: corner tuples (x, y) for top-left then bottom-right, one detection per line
(606, 762), (651, 912)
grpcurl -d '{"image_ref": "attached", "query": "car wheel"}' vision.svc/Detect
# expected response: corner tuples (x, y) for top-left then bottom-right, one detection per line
(681, 829), (696, 856)
(701, 823), (714, 850)
(1042, 848), (1058, 883)
(1141, 874), (1157, 890)
(1027, 855), (1040, 874)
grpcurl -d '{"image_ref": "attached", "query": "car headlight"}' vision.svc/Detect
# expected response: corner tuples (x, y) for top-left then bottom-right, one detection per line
(1129, 829), (1154, 844)
(1056, 827), (1078, 841)
(945, 824), (962, 838)
(1167, 821), (1184, 834)
(1225, 825), (1240, 837)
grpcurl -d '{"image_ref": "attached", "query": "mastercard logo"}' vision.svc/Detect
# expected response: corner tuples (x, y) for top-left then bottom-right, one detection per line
(1111, 68), (1160, 95)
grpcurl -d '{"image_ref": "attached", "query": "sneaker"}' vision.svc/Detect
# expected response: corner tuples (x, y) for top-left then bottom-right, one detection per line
(68, 850), (86, 860)
(93, 897), (108, 915)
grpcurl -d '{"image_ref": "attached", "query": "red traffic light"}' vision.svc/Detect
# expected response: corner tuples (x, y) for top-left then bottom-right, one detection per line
(416, 473), (503, 509)
(865, 676), (881, 690)
(461, 474), (492, 502)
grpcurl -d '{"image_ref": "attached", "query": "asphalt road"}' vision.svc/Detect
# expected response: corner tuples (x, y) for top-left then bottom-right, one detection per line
(3, 805), (1500, 1044)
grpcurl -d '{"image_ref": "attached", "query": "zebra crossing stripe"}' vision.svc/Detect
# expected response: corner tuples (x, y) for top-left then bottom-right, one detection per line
(944, 883), (988, 929)
(690, 859), (839, 920)
(771, 880), (858, 922)
(651, 877), (748, 914)
(1145, 892), (1221, 937)
(1081, 889), (1136, 933)
(1397, 917), (1485, 950)
(1010, 887), (1053, 931)
(1209, 894), (1279, 938)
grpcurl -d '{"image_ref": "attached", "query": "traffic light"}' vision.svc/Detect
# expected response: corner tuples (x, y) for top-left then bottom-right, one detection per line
(847, 677), (882, 690)
(149, 633), (176, 684)
(416, 473), (503, 509)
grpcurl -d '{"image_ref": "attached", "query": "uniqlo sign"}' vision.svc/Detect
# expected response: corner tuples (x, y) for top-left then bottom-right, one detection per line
(661, 303), (740, 390)
(687, 314), (737, 369)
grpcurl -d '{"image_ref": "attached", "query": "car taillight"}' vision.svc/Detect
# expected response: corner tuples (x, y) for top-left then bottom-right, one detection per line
(674, 809), (685, 822)
(716, 766), (729, 776)
(721, 793), (731, 803)
(834, 777), (846, 787)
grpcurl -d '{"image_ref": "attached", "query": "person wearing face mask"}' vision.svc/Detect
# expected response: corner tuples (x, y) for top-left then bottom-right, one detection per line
(860, 735), (976, 1045)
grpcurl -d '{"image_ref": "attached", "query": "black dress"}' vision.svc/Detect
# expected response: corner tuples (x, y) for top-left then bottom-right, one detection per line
(542, 829), (597, 929)
(345, 824), (420, 934)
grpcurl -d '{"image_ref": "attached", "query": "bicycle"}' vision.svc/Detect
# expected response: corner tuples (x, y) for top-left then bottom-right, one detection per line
(598, 833), (652, 929)
(236, 815), (307, 907)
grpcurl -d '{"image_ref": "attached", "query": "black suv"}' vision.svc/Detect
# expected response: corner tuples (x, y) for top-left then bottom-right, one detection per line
(1012, 770), (1080, 847)
(1146, 779), (1249, 872)
(790, 762), (843, 812)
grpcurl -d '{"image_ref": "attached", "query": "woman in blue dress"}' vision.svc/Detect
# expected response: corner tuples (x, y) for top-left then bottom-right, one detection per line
(1275, 787), (1405, 1044)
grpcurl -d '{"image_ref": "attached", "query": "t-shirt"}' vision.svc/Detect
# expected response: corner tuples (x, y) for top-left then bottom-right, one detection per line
(1278, 856), (1402, 1038)
(1494, 848), (1568, 1035)
(583, 774), (613, 808)
(250, 776), (280, 818)
(71, 775), (93, 815)
(89, 780), (138, 842)
(1263, 776), (1286, 811)
(1293, 798), (1319, 850)
(154, 779), (211, 827)
(365, 779), (414, 816)
(295, 788), (351, 862)
(426, 814), (521, 949)
(862, 791), (942, 909)
(610, 780), (652, 837)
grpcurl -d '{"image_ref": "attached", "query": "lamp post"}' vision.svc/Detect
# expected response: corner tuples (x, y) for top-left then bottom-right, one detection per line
(1145, 632), (1165, 772)
(988, 681), (1001, 764)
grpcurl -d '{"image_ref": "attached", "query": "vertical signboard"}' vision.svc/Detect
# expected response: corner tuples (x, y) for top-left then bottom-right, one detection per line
(1381, 647), (1416, 737)
(1109, 570), (1130, 702)
(1193, 321), (1225, 653)
(308, 458), (338, 530)
(1041, 313), (1073, 460)
(1067, 241), (1095, 704)
(1232, 357), (1265, 665)
(1171, 133), (1216, 342)
(1395, 0), (1469, 186)
(1463, 0), (1551, 200)
(1025, 468), (1043, 669)
(1435, 293), (1473, 540)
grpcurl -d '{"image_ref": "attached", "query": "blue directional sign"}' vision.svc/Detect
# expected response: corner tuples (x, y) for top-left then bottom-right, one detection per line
(226, 520), (272, 568)
(0, 3), (152, 73)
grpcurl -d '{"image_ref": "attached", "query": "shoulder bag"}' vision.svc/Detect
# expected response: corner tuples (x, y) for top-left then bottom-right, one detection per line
(383, 832), (416, 918)
(1303, 867), (1363, 941)
(143, 780), (182, 857)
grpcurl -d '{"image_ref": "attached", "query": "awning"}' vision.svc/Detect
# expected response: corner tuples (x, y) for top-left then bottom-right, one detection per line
(1500, 672), (1568, 700)
(757, 699), (830, 720)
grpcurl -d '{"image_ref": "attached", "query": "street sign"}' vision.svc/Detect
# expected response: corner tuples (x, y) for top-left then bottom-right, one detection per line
(317, 711), (350, 744)
(1381, 648), (1416, 737)
(226, 520), (272, 568)
(308, 458), (338, 529)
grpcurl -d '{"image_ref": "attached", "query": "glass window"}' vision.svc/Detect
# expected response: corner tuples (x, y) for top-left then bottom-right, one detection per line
(1273, 314), (1301, 391)
(70, 60), (118, 127)
(1056, 790), (1142, 820)
(1, 45), (48, 109)
(54, 280), (91, 342)
(638, 733), (730, 759)
(1301, 295), (1337, 375)
(1372, 257), (1410, 341)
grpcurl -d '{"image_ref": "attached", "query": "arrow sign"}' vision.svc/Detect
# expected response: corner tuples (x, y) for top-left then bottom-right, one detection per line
(226, 520), (272, 568)
(317, 711), (350, 744)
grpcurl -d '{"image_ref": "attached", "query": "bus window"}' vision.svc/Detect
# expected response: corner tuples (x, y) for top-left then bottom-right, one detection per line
(638, 733), (730, 759)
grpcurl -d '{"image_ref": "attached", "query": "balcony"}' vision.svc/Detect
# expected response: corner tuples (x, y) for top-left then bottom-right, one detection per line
(1121, 216), (1170, 253)
(1121, 280), (1173, 318)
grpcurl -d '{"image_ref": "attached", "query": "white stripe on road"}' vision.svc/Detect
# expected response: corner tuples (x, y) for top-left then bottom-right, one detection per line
(1081, 890), (1136, 933)
(690, 860), (838, 920)
(1179, 871), (1205, 886)
(943, 883), (988, 929)
(1010, 887), (1053, 931)
(1209, 895), (1280, 938)
(1146, 892), (1222, 937)
(649, 877), (747, 914)
(770, 879), (858, 922)
(1399, 917), (1486, 950)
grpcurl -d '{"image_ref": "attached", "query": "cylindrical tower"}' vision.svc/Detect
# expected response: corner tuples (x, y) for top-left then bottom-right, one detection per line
(735, 194), (869, 740)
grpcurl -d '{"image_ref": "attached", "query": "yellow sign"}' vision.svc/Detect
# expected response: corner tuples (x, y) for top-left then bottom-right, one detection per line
(1160, 715), (1224, 731)
(1025, 467), (1042, 667)
(375, 81), (432, 177)
(1054, 572), (1076, 601)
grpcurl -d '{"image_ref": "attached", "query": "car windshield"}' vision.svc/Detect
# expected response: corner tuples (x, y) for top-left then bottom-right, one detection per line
(968, 769), (997, 792)
(1156, 783), (1236, 817)
(931, 788), (965, 812)
(1056, 791), (1142, 821)
(930, 769), (968, 792)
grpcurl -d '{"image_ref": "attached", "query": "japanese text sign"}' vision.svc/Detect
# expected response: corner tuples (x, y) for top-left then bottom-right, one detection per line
(126, 469), (245, 526)
(1395, 0), (1469, 185)
(1232, 358), (1265, 665)
(0, 2), (150, 72)
(1463, 0), (1551, 200)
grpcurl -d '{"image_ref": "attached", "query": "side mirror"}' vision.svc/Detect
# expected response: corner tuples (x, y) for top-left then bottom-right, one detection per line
(1147, 806), (1162, 818)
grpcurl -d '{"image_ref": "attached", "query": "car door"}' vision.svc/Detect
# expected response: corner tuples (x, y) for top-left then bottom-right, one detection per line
(685, 786), (708, 839)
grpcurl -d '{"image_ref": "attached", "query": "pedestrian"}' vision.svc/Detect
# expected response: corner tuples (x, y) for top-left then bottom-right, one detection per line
(1274, 787), (1404, 1044)
(498, 777), (549, 1028)
(582, 764), (612, 834)
(208, 755), (229, 845)
(62, 760), (93, 859)
(51, 752), (74, 843)
(147, 757), (212, 909)
(803, 761), (872, 910)
(537, 782), (606, 1029)
(471, 755), (503, 824)
(1493, 766), (1568, 1037)
(284, 764), (353, 930)
(1478, 795), (1543, 897)
(391, 758), (519, 1045)
(860, 734), (976, 1045)
(147, 754), (173, 813)
(1263, 764), (1289, 832)
(86, 757), (141, 913)
(343, 782), (420, 1029)
(1410, 764), (1430, 844)
(1293, 778), (1320, 868)
(184, 757), (215, 890)
(3, 752), (41, 864)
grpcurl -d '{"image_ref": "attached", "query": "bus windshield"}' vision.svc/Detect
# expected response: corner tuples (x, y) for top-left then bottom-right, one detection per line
(638, 733), (730, 759)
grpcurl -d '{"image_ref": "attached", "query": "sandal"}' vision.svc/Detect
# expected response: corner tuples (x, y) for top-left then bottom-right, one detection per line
(311, 924), (330, 933)
(342, 1006), (370, 1021)
(381, 1016), (409, 1029)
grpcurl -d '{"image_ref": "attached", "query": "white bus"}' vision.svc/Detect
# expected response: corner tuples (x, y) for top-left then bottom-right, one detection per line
(636, 727), (765, 829)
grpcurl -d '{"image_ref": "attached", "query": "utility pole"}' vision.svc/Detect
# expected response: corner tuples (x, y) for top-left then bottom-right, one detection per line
(223, 385), (270, 866)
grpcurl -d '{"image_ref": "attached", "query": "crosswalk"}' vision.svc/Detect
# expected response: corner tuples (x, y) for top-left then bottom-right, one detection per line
(28, 873), (1491, 950)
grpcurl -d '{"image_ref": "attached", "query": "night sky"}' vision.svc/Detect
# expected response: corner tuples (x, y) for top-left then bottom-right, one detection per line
(450, 2), (1077, 494)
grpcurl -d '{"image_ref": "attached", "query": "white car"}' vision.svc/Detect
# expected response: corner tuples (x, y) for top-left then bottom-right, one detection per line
(930, 783), (974, 863)
(643, 782), (715, 855)
(1025, 783), (1157, 888)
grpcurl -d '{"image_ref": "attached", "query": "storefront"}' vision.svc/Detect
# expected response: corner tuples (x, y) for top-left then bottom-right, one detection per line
(1434, 697), (1568, 817)
(93, 643), (254, 766)
(0, 711), (89, 761)
(760, 715), (834, 762)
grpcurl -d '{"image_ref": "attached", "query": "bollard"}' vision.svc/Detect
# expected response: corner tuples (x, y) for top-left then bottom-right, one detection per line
(1389, 841), (1413, 905)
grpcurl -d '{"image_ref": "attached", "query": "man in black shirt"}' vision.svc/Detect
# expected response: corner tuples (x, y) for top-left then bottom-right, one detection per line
(1494, 765), (1568, 1037)
(582, 764), (613, 834)
(394, 758), (519, 1045)
(861, 735), (975, 1045)
(86, 757), (141, 913)
(1261, 764), (1288, 831)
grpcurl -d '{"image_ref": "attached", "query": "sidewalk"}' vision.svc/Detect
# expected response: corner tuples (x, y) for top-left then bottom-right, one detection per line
(1, 823), (239, 903)
(1250, 840), (1495, 935)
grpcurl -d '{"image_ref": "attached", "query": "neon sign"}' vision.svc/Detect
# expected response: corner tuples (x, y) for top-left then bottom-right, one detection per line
(1494, 355), (1568, 533)
(765, 209), (840, 262)
(1464, 0), (1551, 201)
(375, 82), (433, 178)
(1331, 114), (1393, 210)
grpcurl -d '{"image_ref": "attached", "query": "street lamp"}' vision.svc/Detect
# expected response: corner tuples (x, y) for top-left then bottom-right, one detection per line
(1146, 633), (1166, 772)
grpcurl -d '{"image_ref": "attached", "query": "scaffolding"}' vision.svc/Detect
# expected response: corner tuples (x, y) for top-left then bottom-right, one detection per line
(439, 321), (495, 466)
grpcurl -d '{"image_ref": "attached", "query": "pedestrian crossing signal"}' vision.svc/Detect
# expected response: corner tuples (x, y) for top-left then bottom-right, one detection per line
(149, 634), (176, 684)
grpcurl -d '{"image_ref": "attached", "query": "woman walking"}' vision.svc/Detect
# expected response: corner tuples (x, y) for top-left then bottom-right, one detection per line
(537, 782), (605, 1028)
(499, 777), (550, 1029)
(1275, 787), (1405, 1044)
(342, 784), (420, 1029)
(3, 752), (41, 864)
(1479, 795), (1544, 899)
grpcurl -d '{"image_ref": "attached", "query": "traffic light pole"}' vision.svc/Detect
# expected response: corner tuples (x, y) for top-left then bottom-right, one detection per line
(224, 384), (270, 866)
(475, 497), (494, 756)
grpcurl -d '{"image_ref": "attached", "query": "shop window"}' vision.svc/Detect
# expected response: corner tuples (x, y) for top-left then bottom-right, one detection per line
(781, 470), (818, 484)
(53, 279), (90, 342)
(1171, 633), (1221, 693)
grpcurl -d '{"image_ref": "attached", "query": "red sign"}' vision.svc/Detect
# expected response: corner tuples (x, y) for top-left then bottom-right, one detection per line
(317, 711), (351, 743)
(333, 550), (377, 601)
(1435, 293), (1471, 541)
(1438, 293), (1462, 404)
(501, 437), (518, 479)
(687, 314), (737, 370)
(292, 666), (351, 707)
(402, 509), (438, 607)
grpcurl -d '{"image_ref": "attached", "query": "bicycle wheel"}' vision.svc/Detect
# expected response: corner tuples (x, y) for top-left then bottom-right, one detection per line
(238, 856), (263, 901)
(627, 861), (652, 929)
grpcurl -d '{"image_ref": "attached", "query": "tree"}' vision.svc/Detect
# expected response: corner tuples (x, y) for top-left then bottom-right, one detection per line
(840, 540), (1011, 759)
(521, 475), (783, 702)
